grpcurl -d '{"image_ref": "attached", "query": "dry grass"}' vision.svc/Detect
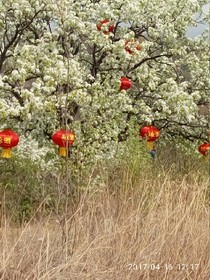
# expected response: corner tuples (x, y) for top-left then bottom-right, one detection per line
(0, 165), (210, 280)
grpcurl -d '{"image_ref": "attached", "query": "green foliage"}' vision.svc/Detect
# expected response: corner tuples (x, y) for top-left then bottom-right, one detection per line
(0, 157), (53, 223)
(0, 135), (209, 224)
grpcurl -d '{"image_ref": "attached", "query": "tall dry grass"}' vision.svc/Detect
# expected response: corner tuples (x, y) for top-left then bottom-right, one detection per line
(0, 160), (209, 280)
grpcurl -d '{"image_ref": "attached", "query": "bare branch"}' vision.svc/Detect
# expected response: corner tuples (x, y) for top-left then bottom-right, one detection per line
(128, 53), (172, 73)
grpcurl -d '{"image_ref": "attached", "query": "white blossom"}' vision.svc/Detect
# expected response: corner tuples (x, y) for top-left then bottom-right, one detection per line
(0, 0), (208, 165)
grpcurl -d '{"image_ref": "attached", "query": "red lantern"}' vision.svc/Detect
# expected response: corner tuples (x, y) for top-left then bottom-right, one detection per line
(0, 129), (19, 158)
(97, 19), (115, 34)
(140, 126), (160, 142)
(52, 129), (75, 157)
(125, 39), (141, 54)
(120, 77), (132, 91)
(140, 126), (160, 151)
(198, 143), (210, 156)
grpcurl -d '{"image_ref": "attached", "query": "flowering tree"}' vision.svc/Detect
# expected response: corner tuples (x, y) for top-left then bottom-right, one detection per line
(0, 0), (209, 163)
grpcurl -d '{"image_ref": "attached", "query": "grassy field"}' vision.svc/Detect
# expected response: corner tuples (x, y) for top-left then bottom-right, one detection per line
(0, 144), (209, 279)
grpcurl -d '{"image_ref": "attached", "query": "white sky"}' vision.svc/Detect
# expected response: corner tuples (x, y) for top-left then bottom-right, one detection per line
(186, 3), (209, 37)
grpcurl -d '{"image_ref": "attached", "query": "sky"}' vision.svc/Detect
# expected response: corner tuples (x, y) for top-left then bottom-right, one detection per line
(186, 3), (209, 38)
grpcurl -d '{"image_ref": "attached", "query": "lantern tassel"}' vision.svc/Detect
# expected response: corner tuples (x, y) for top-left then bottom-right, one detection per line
(59, 147), (67, 157)
(150, 149), (156, 160)
(1, 148), (12, 158)
(146, 141), (154, 151)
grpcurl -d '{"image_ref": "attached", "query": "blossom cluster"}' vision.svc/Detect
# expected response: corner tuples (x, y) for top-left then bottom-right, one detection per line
(0, 0), (208, 165)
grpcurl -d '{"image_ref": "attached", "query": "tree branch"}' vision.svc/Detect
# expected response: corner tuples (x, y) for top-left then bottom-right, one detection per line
(128, 53), (172, 73)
